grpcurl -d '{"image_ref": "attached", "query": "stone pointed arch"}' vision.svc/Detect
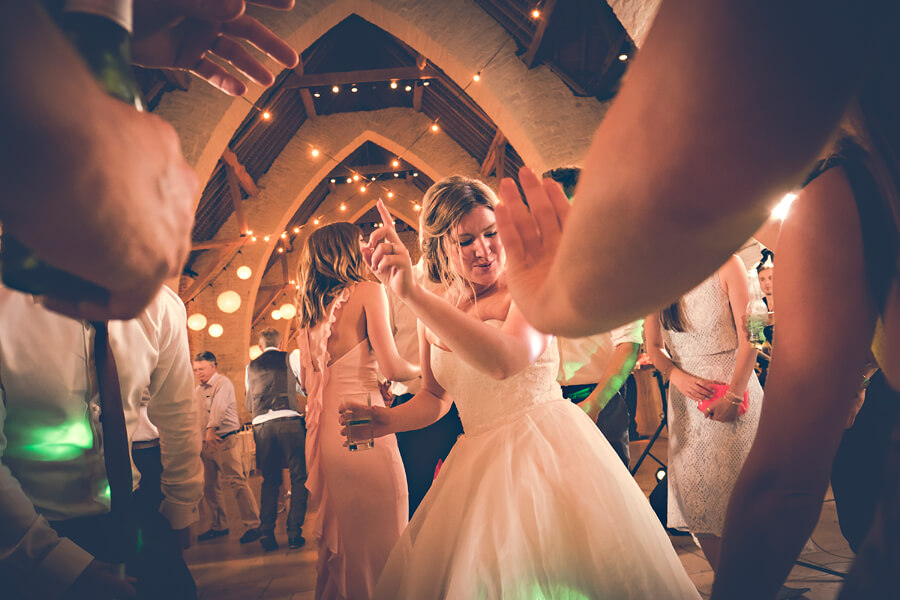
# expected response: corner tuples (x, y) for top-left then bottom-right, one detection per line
(187, 107), (482, 404)
(155, 0), (608, 187)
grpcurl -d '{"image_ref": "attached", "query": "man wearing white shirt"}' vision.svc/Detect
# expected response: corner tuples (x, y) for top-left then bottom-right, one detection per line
(193, 352), (260, 544)
(244, 328), (307, 551)
(0, 285), (201, 599)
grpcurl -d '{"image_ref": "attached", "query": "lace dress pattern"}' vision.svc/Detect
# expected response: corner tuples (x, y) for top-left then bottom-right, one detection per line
(662, 273), (764, 535)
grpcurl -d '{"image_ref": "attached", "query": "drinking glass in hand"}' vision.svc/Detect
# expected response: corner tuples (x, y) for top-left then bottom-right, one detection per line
(342, 393), (374, 452)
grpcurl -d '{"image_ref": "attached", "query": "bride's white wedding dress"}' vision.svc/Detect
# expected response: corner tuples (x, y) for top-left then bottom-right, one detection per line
(374, 331), (700, 599)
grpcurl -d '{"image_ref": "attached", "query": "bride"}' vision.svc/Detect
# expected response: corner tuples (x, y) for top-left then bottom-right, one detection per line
(353, 174), (699, 599)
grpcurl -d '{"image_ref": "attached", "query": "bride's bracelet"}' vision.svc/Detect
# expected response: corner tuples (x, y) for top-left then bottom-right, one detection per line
(724, 390), (743, 405)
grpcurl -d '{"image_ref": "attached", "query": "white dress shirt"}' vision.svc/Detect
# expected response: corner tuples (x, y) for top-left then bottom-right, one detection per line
(558, 320), (645, 385)
(245, 347), (305, 425)
(0, 285), (202, 598)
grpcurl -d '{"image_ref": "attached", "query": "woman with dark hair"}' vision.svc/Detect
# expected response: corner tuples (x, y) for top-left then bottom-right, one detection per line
(295, 222), (417, 600)
(355, 176), (699, 599)
(644, 255), (764, 572)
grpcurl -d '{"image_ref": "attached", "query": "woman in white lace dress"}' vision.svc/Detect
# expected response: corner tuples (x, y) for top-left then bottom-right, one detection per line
(348, 174), (700, 599)
(644, 255), (763, 570)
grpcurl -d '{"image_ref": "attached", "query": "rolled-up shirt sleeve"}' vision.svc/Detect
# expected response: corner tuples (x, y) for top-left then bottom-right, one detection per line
(146, 291), (203, 530)
(0, 391), (93, 598)
(610, 319), (644, 347)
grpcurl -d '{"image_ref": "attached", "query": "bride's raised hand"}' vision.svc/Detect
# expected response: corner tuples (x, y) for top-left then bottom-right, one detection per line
(495, 167), (570, 330)
(360, 199), (416, 298)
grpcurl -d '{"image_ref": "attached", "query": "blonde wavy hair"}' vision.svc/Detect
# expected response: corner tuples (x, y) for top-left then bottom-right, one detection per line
(419, 175), (499, 300)
(296, 222), (368, 328)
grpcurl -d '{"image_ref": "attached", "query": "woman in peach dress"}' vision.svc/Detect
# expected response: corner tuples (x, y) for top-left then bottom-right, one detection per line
(296, 222), (418, 600)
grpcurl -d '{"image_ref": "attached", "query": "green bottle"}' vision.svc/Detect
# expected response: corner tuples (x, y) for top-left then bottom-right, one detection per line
(0, 9), (143, 298)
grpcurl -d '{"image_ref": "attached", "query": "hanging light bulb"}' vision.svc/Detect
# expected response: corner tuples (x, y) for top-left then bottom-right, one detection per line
(332, 85), (339, 93)
(311, 148), (320, 157)
(340, 203), (347, 211)
(360, 185), (367, 193)
(404, 85), (412, 92)
(390, 81), (398, 89)
(431, 123), (439, 132)
(279, 303), (297, 319)
(392, 159), (400, 168)
(353, 174), (360, 181)
(208, 323), (224, 338)
(187, 313), (207, 331)
(387, 191), (394, 198)
(271, 308), (282, 321)
(216, 290), (241, 313)
(236, 265), (252, 280)
(249, 345), (263, 360)
(473, 73), (481, 82)
(346, 177), (352, 184)
(262, 111), (271, 120)
(293, 226), (300, 233)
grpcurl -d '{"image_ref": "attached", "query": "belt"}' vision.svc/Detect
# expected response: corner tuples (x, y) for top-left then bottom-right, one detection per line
(132, 439), (160, 450)
(255, 415), (304, 426)
(219, 429), (240, 439)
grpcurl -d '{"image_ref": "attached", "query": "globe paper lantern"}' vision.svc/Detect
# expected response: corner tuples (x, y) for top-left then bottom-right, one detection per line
(278, 303), (297, 319)
(186, 313), (207, 331)
(217, 290), (241, 313)
(208, 323), (224, 338)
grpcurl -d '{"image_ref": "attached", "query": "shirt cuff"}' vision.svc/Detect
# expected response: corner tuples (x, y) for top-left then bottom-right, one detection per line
(35, 537), (94, 599)
(160, 499), (200, 530)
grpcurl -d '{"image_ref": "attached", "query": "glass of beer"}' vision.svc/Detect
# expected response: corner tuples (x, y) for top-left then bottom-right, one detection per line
(342, 392), (374, 452)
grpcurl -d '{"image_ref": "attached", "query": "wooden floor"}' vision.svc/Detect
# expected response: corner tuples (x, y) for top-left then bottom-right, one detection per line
(184, 433), (855, 600)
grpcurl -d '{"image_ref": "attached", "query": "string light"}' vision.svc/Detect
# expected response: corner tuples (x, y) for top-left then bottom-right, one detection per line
(330, 178), (336, 183)
(351, 86), (358, 93)
(393, 172), (399, 178)
(313, 92), (321, 98)
(280, 232), (287, 239)
(353, 174), (360, 181)
(313, 218), (319, 225)
(346, 177), (352, 184)
(414, 203), (421, 211)
(423, 81), (429, 86)
(263, 235), (270, 242)
(311, 148), (320, 157)
(293, 226), (300, 233)
(473, 73), (481, 82)
(405, 85), (412, 92)
(392, 159), (400, 167)
(277, 247), (284, 253)
(340, 203), (347, 211)
(531, 8), (540, 19)
(332, 85), (339, 93)
(618, 54), (628, 61)
(387, 191), (394, 198)
(412, 172), (419, 177)
(262, 111), (271, 120)
(360, 185), (367, 192)
(431, 123), (439, 132)
(390, 81), (398, 89)
(251, 235), (257, 242)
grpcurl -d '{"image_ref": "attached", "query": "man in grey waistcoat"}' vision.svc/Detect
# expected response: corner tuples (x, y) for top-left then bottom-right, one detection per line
(245, 328), (308, 551)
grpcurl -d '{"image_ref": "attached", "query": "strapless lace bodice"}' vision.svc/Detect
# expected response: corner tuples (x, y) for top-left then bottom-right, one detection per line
(430, 334), (565, 435)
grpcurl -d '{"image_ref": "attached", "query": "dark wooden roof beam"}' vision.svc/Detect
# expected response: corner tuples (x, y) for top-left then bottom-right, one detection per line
(283, 66), (439, 89)
(522, 0), (557, 68)
(222, 149), (259, 196)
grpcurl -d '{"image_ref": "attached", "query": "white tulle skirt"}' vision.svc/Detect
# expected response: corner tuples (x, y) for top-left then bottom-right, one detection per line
(374, 399), (700, 599)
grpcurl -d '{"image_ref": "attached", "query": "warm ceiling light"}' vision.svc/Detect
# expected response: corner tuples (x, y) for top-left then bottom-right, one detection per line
(236, 265), (252, 280)
(208, 323), (224, 338)
(353, 174), (360, 181)
(346, 177), (352, 184)
(313, 92), (321, 98)
(277, 247), (284, 253)
(473, 73), (480, 82)
(387, 191), (394, 198)
(393, 172), (399, 178)
(279, 303), (297, 319)
(293, 226), (300, 233)
(281, 232), (287, 239)
(422, 81), (429, 86)
(187, 313), (207, 331)
(311, 148), (319, 157)
(216, 290), (241, 314)
(332, 85), (339, 93)
(313, 218), (319, 225)
(360, 185), (367, 192)
(392, 159), (400, 167)
(262, 111), (271, 120)
(405, 85), (412, 92)
(618, 54), (628, 61)
(431, 123), (439, 132)
(250, 236), (257, 242)
(412, 172), (419, 177)
(351, 86), (358, 93)
(414, 203), (421, 211)
(263, 235), (270, 242)
(340, 203), (347, 211)
(390, 81), (398, 89)
(531, 9), (540, 18)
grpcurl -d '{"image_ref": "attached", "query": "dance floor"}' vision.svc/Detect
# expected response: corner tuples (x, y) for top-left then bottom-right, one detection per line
(184, 434), (854, 600)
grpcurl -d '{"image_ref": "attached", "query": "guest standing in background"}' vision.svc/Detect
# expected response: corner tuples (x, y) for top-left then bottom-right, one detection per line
(644, 255), (763, 572)
(245, 328), (308, 552)
(193, 352), (260, 545)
